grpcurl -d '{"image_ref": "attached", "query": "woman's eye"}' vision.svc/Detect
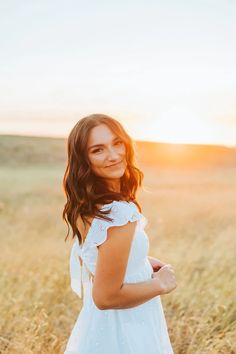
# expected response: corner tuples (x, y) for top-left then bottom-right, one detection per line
(92, 141), (123, 153)
(92, 148), (103, 153)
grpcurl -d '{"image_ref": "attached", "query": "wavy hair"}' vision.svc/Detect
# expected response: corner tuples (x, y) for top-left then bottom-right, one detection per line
(62, 113), (144, 245)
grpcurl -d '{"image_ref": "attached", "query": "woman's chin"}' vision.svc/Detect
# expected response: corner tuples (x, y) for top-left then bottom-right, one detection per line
(106, 169), (126, 178)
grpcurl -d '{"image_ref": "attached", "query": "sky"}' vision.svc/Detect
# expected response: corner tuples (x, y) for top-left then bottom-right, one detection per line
(0, 0), (236, 147)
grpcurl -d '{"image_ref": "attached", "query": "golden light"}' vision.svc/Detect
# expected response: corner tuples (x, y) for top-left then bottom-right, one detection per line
(148, 105), (214, 145)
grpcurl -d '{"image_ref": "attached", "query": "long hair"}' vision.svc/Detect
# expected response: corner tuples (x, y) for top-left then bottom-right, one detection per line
(62, 113), (144, 245)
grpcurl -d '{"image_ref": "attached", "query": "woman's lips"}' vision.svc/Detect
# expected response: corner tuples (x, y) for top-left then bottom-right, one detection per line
(106, 161), (123, 168)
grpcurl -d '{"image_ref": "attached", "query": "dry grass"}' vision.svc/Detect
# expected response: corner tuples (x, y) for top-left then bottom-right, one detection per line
(0, 136), (235, 354)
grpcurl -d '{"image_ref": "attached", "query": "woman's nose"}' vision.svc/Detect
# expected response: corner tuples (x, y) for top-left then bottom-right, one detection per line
(107, 147), (120, 160)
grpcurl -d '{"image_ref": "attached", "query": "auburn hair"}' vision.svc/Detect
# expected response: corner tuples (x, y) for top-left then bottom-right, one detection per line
(62, 113), (144, 245)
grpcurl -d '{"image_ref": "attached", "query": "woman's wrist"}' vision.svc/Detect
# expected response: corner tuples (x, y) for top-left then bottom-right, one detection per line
(151, 275), (165, 295)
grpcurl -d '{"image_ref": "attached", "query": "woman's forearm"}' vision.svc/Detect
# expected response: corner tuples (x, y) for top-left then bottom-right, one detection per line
(94, 256), (167, 310)
(101, 278), (163, 310)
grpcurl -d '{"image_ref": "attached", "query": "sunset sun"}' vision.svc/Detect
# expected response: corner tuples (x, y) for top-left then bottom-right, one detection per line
(148, 106), (213, 145)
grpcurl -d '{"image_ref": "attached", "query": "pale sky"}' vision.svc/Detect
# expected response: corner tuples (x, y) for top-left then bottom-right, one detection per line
(0, 0), (235, 147)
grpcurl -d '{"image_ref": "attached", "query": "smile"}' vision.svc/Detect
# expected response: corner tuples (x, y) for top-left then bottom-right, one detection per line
(106, 161), (123, 168)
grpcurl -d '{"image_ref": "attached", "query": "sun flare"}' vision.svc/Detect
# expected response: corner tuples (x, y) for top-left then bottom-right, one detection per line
(144, 105), (214, 145)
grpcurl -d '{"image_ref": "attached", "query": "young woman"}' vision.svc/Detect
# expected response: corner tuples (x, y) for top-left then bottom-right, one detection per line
(63, 113), (177, 354)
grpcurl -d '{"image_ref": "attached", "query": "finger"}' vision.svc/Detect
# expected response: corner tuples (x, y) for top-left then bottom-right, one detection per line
(162, 264), (171, 268)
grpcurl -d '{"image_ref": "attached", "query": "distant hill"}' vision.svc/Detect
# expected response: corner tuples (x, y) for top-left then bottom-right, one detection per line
(0, 134), (235, 169)
(134, 140), (236, 168)
(0, 134), (66, 167)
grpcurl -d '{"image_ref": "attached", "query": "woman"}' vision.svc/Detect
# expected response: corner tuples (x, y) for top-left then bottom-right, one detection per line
(63, 113), (177, 354)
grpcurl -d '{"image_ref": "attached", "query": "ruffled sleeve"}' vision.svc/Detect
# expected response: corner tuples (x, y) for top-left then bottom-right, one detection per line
(91, 200), (147, 247)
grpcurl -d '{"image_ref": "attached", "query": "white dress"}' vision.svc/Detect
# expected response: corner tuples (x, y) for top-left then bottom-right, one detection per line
(64, 200), (174, 354)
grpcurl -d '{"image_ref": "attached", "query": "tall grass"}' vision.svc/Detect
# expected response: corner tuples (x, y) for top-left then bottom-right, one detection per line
(0, 136), (235, 353)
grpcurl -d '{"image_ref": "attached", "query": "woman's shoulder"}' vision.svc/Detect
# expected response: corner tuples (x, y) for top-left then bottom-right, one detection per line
(76, 201), (129, 242)
(88, 200), (144, 246)
(78, 200), (144, 244)
(94, 200), (142, 227)
(99, 199), (137, 213)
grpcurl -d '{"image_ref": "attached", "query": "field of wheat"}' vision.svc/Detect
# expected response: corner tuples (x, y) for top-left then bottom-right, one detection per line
(0, 135), (235, 354)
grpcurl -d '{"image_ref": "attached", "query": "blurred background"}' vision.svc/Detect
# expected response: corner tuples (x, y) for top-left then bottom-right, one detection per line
(0, 1), (235, 353)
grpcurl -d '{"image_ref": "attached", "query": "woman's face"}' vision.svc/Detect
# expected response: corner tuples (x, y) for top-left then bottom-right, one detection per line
(87, 124), (127, 190)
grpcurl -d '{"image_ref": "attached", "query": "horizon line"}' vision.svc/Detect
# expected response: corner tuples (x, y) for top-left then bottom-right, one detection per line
(1, 132), (235, 149)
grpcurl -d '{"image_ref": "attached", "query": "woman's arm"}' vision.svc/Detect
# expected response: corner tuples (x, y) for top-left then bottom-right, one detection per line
(92, 222), (171, 310)
(105, 257), (168, 310)
(103, 278), (165, 309)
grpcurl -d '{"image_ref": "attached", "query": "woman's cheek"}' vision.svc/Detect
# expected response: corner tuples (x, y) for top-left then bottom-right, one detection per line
(94, 154), (105, 165)
(120, 145), (126, 155)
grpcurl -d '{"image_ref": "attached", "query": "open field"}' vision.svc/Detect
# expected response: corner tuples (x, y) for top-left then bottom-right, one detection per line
(0, 135), (235, 353)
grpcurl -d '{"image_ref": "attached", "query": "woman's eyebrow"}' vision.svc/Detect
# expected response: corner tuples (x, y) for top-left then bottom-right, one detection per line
(88, 137), (120, 150)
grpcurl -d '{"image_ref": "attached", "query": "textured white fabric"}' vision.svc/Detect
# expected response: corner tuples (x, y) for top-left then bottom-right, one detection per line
(64, 200), (174, 354)
(69, 236), (92, 298)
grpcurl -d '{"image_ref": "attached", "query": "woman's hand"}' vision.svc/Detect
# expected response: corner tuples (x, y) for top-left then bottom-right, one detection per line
(148, 256), (166, 272)
(152, 264), (177, 295)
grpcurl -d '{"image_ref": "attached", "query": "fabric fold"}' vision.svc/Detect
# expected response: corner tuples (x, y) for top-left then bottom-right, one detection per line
(69, 237), (91, 298)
